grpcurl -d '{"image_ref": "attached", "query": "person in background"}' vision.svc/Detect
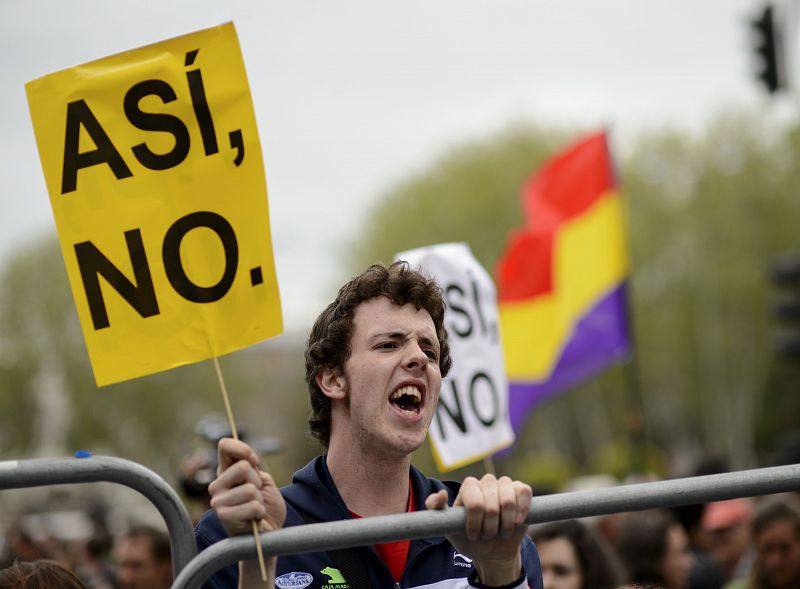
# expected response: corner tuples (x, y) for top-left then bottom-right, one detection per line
(672, 501), (725, 589)
(0, 559), (87, 589)
(702, 499), (754, 585)
(112, 526), (170, 589)
(74, 534), (116, 589)
(0, 523), (48, 567)
(671, 456), (730, 589)
(615, 509), (694, 589)
(530, 519), (622, 589)
(725, 496), (800, 589)
(177, 416), (283, 526)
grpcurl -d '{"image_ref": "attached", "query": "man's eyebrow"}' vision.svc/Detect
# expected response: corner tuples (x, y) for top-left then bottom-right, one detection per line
(369, 330), (407, 341)
(370, 331), (439, 349)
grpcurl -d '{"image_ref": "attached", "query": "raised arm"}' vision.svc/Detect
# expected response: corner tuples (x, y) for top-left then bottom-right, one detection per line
(425, 474), (533, 587)
(208, 437), (286, 588)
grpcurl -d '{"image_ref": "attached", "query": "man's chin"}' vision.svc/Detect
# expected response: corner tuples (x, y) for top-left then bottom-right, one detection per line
(375, 427), (426, 458)
(395, 432), (427, 455)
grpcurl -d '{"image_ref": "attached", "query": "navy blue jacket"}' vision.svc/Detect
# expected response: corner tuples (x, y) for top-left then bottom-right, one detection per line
(195, 456), (543, 589)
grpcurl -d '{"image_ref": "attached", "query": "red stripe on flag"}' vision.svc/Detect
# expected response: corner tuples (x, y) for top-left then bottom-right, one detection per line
(497, 228), (553, 301)
(498, 131), (614, 302)
(522, 132), (614, 229)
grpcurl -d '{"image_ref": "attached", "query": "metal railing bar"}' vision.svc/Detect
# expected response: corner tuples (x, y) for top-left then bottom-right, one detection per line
(0, 455), (195, 577)
(172, 462), (800, 589)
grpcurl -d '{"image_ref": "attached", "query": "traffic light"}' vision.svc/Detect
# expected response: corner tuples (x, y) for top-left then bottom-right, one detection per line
(769, 254), (800, 359)
(750, 4), (785, 94)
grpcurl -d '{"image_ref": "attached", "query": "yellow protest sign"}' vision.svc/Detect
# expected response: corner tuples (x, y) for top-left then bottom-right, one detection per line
(25, 23), (282, 386)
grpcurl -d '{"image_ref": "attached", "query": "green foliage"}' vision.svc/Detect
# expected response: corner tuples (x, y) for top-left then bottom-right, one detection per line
(0, 236), (77, 454)
(501, 452), (578, 495)
(624, 115), (800, 469)
(348, 123), (570, 273)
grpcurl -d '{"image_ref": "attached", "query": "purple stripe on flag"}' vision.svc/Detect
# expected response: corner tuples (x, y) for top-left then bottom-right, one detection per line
(507, 283), (630, 433)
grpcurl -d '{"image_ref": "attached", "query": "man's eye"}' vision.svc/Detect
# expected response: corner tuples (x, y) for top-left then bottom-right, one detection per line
(377, 342), (396, 349)
(424, 349), (437, 360)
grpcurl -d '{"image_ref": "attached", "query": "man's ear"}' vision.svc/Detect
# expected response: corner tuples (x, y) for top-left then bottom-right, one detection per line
(316, 366), (346, 400)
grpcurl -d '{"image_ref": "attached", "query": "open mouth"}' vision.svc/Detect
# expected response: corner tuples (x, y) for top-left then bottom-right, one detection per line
(389, 385), (423, 414)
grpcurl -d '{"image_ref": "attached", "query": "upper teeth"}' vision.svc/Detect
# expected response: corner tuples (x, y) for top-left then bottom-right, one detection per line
(391, 386), (421, 403)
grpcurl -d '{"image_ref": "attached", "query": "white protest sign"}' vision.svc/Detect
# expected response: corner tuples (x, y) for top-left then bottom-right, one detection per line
(396, 243), (515, 471)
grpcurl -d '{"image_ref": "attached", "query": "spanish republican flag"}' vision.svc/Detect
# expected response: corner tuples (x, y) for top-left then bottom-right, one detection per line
(497, 131), (630, 433)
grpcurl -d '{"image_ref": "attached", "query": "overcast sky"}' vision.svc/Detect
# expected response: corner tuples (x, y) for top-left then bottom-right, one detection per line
(1, 0), (787, 333)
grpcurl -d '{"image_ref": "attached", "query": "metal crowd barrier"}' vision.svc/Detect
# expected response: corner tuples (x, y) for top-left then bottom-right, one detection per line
(173, 463), (800, 589)
(0, 455), (195, 577)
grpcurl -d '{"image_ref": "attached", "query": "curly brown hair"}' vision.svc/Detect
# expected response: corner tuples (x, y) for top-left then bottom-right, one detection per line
(305, 261), (452, 447)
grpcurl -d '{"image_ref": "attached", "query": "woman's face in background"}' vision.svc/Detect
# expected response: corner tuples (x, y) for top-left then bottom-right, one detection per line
(538, 536), (583, 589)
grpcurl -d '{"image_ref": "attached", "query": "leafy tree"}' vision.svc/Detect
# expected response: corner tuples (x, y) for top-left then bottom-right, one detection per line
(349, 123), (569, 271)
(624, 116), (800, 471)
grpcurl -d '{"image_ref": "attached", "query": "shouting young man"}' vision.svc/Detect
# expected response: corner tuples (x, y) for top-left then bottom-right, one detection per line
(195, 262), (543, 589)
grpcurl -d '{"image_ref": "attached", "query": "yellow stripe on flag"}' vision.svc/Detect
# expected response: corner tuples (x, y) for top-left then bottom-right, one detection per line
(500, 191), (627, 380)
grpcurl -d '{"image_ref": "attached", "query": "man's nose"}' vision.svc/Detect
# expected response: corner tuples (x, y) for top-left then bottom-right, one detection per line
(404, 341), (428, 370)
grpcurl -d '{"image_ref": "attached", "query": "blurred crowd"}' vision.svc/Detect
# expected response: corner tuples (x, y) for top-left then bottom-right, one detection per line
(0, 518), (171, 589)
(525, 447), (800, 589)
(530, 492), (800, 589)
